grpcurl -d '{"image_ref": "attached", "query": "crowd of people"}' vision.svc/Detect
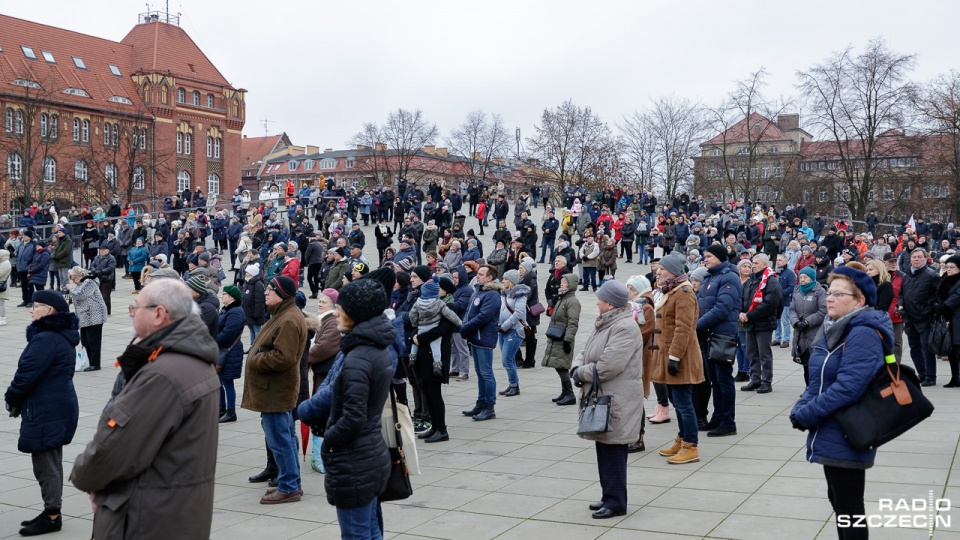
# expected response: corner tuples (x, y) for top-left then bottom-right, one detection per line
(0, 179), (951, 538)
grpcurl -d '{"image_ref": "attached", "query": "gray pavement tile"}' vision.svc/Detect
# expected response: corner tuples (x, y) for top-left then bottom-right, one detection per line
(497, 475), (595, 499)
(737, 492), (834, 521)
(675, 471), (772, 494)
(211, 515), (327, 539)
(617, 506), (728, 536)
(710, 514), (826, 540)
(647, 486), (750, 513)
(394, 485), (487, 511)
(469, 455), (555, 476)
(405, 510), (522, 540)
(494, 519), (607, 539)
(458, 492), (562, 519)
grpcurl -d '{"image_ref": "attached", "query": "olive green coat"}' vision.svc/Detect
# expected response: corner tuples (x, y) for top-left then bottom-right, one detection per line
(541, 273), (581, 370)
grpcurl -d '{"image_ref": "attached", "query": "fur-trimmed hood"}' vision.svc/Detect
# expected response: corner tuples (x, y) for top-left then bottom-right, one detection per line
(26, 311), (80, 346)
(506, 283), (531, 300)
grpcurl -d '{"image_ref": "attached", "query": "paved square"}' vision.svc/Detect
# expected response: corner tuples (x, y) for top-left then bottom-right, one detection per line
(1, 204), (958, 539)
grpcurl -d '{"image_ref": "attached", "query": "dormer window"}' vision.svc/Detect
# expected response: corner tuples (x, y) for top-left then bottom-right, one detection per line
(288, 161), (298, 171)
(108, 96), (133, 105)
(63, 88), (90, 97)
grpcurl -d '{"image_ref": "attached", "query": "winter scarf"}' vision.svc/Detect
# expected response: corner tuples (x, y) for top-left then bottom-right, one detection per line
(659, 273), (688, 295)
(749, 267), (775, 311)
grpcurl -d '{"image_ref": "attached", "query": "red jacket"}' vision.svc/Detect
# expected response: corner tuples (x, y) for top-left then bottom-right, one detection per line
(281, 258), (300, 281)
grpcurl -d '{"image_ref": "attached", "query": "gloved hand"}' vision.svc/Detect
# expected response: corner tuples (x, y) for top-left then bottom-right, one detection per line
(563, 342), (571, 354)
(668, 360), (680, 376)
(432, 361), (442, 378)
(570, 366), (582, 387)
(789, 414), (807, 432)
(5, 401), (20, 418)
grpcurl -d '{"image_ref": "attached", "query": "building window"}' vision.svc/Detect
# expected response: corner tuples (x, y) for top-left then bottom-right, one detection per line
(73, 118), (80, 141)
(103, 122), (112, 146)
(206, 94), (214, 108)
(288, 161), (298, 171)
(75, 160), (88, 182)
(884, 188), (894, 201)
(40, 114), (48, 137)
(177, 88), (185, 103)
(712, 148), (722, 156)
(14, 110), (24, 135)
(803, 189), (812, 203)
(769, 146), (778, 154)
(177, 133), (183, 154)
(82, 119), (89, 142)
(214, 138), (221, 159)
(737, 147), (749, 155)
(184, 134), (191, 155)
(139, 128), (147, 150)
(49, 115), (58, 139)
(7, 153), (23, 181)
(133, 166), (145, 190)
(105, 163), (118, 188)
(40, 50), (55, 63)
(21, 46), (37, 60)
(72, 56), (86, 69)
(304, 160), (314, 171)
(192, 91), (200, 106)
(207, 173), (220, 197)
(345, 158), (357, 169)
(43, 157), (56, 183)
(112, 124), (119, 147)
(319, 158), (337, 169)
(177, 170), (190, 192)
(773, 165), (782, 178)
(4, 109), (12, 133)
(819, 190), (829, 203)
(207, 136), (213, 158)
(108, 64), (122, 77)
(761, 166), (769, 178)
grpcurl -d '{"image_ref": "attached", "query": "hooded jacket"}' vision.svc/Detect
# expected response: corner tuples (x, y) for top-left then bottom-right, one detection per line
(791, 308), (893, 469)
(499, 283), (530, 337)
(195, 290), (220, 338)
(216, 302), (246, 380)
(5, 312), (80, 453)
(242, 296), (308, 412)
(70, 314), (220, 540)
(460, 280), (503, 348)
(322, 315), (394, 508)
(542, 274), (580, 370)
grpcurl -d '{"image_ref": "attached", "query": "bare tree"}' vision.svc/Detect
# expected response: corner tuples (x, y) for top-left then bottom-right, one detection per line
(619, 112), (660, 193)
(349, 108), (439, 186)
(446, 110), (512, 184)
(705, 68), (793, 202)
(798, 38), (918, 221)
(526, 99), (613, 195)
(916, 71), (960, 220)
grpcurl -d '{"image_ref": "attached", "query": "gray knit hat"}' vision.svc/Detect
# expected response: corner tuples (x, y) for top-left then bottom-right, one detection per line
(688, 266), (709, 284)
(596, 280), (629, 308)
(502, 269), (521, 286)
(659, 251), (686, 277)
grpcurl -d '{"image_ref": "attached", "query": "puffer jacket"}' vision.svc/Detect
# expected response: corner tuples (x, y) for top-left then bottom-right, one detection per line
(460, 281), (503, 349)
(70, 277), (108, 328)
(70, 314), (220, 540)
(242, 275), (267, 326)
(789, 285), (828, 358)
(28, 248), (51, 285)
(216, 302), (246, 380)
(450, 266), (472, 319)
(696, 262), (742, 338)
(541, 274), (580, 370)
(242, 297), (308, 412)
(5, 312), (80, 453)
(791, 308), (893, 469)
(322, 315), (394, 508)
(740, 268), (784, 332)
(499, 283), (530, 338)
(195, 290), (220, 338)
(571, 306), (644, 445)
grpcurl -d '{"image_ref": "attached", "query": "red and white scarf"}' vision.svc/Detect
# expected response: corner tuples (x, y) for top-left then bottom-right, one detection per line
(749, 267), (775, 311)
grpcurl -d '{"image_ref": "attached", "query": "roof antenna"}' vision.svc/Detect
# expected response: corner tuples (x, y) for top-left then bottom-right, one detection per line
(261, 118), (272, 137)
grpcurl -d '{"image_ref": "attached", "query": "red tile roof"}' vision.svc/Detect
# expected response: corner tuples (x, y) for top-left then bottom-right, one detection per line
(241, 134), (285, 168)
(704, 112), (791, 146)
(121, 21), (231, 87)
(0, 14), (142, 112)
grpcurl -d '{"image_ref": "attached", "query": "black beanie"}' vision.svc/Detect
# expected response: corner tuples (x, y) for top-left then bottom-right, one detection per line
(338, 280), (386, 324)
(704, 244), (728, 263)
(411, 265), (432, 283)
(32, 290), (69, 313)
(361, 267), (396, 310)
(270, 276), (298, 300)
(396, 271), (411, 289)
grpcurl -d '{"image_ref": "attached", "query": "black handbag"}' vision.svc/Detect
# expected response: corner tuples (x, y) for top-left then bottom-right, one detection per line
(834, 341), (935, 450)
(928, 316), (952, 356)
(707, 333), (737, 366)
(577, 364), (611, 435)
(379, 388), (414, 502)
(0, 280), (6, 292)
(545, 323), (566, 341)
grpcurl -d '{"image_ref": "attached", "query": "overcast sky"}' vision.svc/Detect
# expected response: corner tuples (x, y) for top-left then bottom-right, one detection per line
(9, 0), (960, 150)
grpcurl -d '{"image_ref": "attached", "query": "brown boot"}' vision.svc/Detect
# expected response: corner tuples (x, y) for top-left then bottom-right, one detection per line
(667, 441), (700, 464)
(658, 436), (682, 456)
(627, 433), (645, 453)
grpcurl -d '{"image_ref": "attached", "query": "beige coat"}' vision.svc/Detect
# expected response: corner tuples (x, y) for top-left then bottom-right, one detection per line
(0, 250), (10, 301)
(649, 281), (705, 385)
(571, 307), (644, 445)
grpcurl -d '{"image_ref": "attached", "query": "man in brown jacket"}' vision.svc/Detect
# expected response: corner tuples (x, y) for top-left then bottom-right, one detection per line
(243, 275), (308, 504)
(70, 279), (221, 540)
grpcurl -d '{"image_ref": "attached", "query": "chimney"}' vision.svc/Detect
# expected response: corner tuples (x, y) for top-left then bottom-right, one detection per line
(423, 145), (436, 154)
(777, 114), (800, 131)
(324, 148), (333, 153)
(374, 142), (387, 152)
(472, 152), (482, 161)
(436, 147), (448, 157)
(357, 144), (371, 151)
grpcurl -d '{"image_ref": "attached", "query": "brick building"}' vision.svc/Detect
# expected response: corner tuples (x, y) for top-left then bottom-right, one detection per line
(0, 12), (245, 213)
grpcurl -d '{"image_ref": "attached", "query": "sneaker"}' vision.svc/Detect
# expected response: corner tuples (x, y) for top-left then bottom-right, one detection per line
(414, 420), (432, 434)
(456, 373), (469, 382)
(18, 514), (62, 536)
(667, 442), (700, 464)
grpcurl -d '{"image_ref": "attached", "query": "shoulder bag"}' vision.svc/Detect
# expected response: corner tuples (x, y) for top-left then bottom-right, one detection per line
(834, 332), (935, 450)
(706, 332), (737, 366)
(505, 300), (533, 338)
(528, 303), (546, 317)
(577, 364), (611, 435)
(379, 387), (414, 501)
(928, 316), (952, 356)
(545, 323), (566, 341)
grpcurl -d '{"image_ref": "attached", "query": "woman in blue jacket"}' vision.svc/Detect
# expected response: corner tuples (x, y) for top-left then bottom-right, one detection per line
(791, 266), (892, 540)
(216, 286), (246, 423)
(4, 290), (79, 536)
(126, 237), (149, 293)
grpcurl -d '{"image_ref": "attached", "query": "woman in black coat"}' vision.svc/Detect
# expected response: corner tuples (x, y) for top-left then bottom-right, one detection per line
(216, 286), (246, 422)
(937, 255), (960, 387)
(4, 291), (79, 536)
(374, 219), (394, 264)
(414, 295), (458, 443)
(242, 271), (267, 342)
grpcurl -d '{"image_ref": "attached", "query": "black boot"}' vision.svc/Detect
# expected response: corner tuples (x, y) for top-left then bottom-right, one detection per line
(473, 405), (496, 421)
(249, 440), (278, 483)
(552, 391), (565, 403)
(556, 380), (576, 406)
(19, 514), (61, 536)
(462, 401), (484, 417)
(219, 408), (237, 423)
(424, 429), (449, 443)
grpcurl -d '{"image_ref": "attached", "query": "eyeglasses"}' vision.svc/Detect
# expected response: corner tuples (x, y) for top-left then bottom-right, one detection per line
(128, 303), (158, 314)
(826, 291), (858, 298)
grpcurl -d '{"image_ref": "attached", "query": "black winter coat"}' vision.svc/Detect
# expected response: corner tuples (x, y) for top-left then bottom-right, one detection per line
(4, 312), (80, 453)
(416, 316), (455, 384)
(520, 270), (541, 326)
(216, 303), (245, 380)
(901, 264), (940, 327)
(242, 276), (267, 326)
(741, 269), (784, 332)
(322, 315), (395, 508)
(196, 291), (220, 338)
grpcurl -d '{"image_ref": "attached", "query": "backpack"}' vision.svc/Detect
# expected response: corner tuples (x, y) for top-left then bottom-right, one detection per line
(637, 220), (648, 234)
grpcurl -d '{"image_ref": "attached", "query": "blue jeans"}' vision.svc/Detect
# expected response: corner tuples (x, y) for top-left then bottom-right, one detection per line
(471, 345), (496, 405)
(582, 267), (597, 290)
(498, 331), (523, 386)
(774, 306), (791, 343)
(261, 412), (300, 494)
(248, 324), (261, 344)
(336, 497), (382, 540)
(707, 361), (736, 430)
(667, 384), (697, 445)
(638, 241), (649, 264)
(539, 238), (555, 263)
(736, 330), (749, 374)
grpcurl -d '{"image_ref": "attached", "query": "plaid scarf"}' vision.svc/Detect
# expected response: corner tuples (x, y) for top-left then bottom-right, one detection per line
(659, 273), (688, 295)
(749, 267), (775, 311)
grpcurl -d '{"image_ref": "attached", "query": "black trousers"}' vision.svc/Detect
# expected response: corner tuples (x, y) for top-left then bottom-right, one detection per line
(653, 382), (669, 406)
(515, 334), (537, 367)
(423, 380), (446, 432)
(307, 263), (323, 295)
(595, 442), (628, 512)
(21, 271), (33, 303)
(619, 240), (633, 261)
(823, 466), (867, 540)
(693, 342), (712, 422)
(80, 324), (103, 369)
(99, 281), (112, 315)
